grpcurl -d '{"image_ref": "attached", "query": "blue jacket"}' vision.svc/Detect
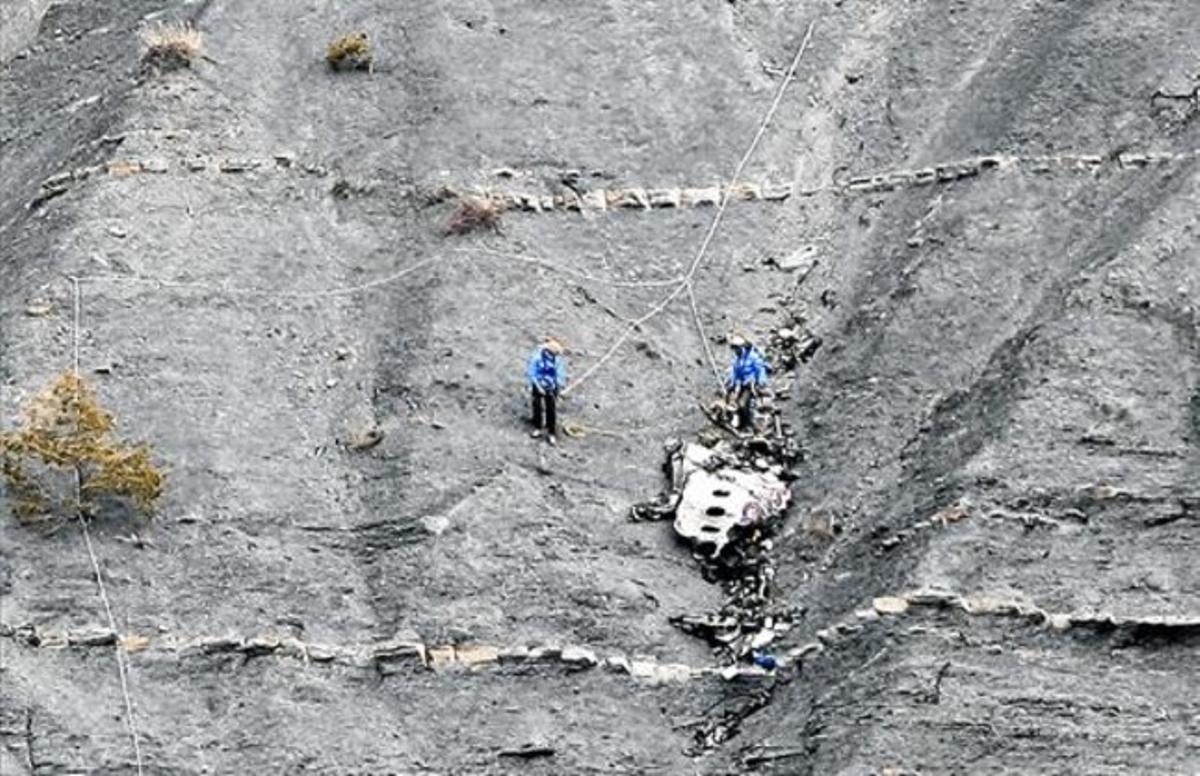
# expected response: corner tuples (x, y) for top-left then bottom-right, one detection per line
(727, 346), (768, 390)
(526, 347), (567, 392)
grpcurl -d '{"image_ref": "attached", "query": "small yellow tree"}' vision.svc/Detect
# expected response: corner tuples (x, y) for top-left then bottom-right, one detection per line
(1, 373), (164, 527)
(326, 33), (372, 72)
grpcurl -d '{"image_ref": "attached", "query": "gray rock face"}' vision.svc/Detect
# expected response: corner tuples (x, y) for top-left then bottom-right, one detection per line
(0, 0), (51, 64)
(2, 1), (1198, 774)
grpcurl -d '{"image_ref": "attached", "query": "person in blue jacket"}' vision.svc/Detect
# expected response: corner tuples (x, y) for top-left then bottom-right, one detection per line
(726, 333), (768, 433)
(526, 337), (567, 444)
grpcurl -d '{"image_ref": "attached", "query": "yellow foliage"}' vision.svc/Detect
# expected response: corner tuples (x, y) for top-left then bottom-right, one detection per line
(327, 33), (372, 71)
(1, 373), (164, 526)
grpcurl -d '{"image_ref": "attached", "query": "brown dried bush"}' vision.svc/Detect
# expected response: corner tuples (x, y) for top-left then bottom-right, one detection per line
(444, 196), (505, 236)
(801, 511), (837, 542)
(1, 373), (164, 528)
(327, 33), (372, 71)
(141, 21), (203, 72)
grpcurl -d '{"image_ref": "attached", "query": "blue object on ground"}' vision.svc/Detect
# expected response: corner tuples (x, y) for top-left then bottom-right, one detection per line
(752, 650), (778, 670)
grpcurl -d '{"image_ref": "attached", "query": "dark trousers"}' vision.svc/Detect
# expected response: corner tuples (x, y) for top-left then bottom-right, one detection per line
(732, 386), (755, 431)
(532, 388), (558, 433)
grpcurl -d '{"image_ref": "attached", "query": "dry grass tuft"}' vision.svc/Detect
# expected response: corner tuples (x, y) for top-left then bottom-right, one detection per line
(444, 196), (505, 236)
(1, 373), (164, 529)
(141, 21), (203, 72)
(327, 33), (372, 71)
(120, 634), (152, 653)
(801, 511), (838, 542)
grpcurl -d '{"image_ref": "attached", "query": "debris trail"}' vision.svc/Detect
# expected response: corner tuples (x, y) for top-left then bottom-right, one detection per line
(68, 276), (146, 776)
(632, 327), (819, 677)
(564, 19), (817, 397)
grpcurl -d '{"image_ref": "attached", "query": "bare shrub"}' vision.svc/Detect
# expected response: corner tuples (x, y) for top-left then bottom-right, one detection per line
(327, 33), (372, 72)
(141, 21), (203, 72)
(1, 373), (164, 529)
(444, 196), (505, 236)
(801, 511), (837, 542)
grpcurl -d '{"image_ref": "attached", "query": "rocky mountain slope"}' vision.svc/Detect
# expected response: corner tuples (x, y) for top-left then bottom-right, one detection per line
(1, 1), (1197, 773)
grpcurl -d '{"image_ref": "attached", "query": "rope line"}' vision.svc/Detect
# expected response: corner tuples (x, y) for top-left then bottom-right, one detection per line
(49, 21), (818, 457)
(461, 246), (686, 288)
(686, 281), (722, 386)
(68, 276), (145, 776)
(71, 276), (81, 376)
(69, 244), (678, 303)
(685, 19), (816, 385)
(564, 18), (817, 397)
(80, 254), (443, 299)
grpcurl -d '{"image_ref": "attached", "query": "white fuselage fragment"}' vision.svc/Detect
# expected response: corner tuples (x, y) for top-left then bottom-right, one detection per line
(671, 443), (790, 556)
